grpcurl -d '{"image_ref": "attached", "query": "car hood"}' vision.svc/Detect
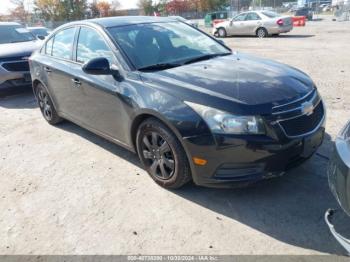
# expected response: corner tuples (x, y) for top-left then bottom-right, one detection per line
(0, 40), (42, 59)
(141, 53), (315, 114)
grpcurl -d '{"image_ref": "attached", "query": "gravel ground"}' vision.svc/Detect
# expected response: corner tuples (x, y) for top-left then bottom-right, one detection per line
(0, 15), (349, 255)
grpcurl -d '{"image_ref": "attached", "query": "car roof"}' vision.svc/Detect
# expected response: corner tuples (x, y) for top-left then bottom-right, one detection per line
(85, 16), (177, 28)
(0, 22), (21, 26)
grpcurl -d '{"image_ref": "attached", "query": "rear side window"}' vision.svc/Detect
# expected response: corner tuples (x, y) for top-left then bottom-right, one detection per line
(262, 11), (279, 18)
(52, 27), (76, 60)
(76, 27), (114, 64)
(45, 37), (53, 55)
(246, 12), (261, 21)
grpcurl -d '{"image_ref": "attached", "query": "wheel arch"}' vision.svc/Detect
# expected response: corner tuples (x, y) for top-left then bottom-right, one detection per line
(32, 79), (42, 93)
(31, 79), (59, 112)
(130, 110), (187, 153)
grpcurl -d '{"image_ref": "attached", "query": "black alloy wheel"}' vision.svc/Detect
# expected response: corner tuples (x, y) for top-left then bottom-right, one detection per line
(136, 118), (191, 189)
(141, 131), (175, 180)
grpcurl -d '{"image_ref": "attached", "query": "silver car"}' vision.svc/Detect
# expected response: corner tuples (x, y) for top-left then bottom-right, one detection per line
(213, 11), (293, 38)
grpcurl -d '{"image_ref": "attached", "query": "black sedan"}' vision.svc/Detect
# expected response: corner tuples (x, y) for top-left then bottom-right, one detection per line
(29, 16), (325, 189)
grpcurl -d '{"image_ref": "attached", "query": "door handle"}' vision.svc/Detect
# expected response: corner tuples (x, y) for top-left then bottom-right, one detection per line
(44, 66), (52, 73)
(71, 78), (81, 86)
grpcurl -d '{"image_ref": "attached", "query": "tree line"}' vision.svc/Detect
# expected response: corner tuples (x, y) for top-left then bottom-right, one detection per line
(1, 0), (286, 23)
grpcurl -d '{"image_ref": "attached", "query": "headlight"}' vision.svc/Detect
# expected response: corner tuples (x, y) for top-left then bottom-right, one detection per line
(185, 101), (265, 135)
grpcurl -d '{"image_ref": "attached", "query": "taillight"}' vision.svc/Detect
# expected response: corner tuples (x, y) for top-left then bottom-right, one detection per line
(277, 19), (284, 26)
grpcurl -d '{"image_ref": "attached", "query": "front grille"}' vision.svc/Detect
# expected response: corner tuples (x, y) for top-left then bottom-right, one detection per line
(2, 61), (29, 72)
(279, 102), (324, 137)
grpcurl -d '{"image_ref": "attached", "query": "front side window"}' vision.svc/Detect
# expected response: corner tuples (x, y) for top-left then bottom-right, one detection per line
(76, 27), (114, 64)
(262, 11), (279, 18)
(108, 22), (230, 69)
(0, 25), (35, 44)
(52, 27), (76, 60)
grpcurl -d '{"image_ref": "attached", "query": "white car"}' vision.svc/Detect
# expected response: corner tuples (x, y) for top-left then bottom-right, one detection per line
(213, 11), (293, 38)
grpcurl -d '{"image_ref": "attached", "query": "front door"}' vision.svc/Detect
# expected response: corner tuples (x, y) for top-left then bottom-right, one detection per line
(227, 13), (247, 36)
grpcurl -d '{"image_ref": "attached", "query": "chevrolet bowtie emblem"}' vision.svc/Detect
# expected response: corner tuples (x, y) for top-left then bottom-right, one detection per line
(301, 101), (314, 116)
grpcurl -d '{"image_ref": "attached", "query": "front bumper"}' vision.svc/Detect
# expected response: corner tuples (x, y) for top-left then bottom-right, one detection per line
(0, 60), (32, 90)
(183, 125), (325, 188)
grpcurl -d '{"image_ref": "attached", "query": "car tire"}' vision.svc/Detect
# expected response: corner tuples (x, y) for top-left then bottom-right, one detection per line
(136, 118), (192, 189)
(35, 83), (63, 125)
(256, 27), (268, 38)
(218, 28), (227, 38)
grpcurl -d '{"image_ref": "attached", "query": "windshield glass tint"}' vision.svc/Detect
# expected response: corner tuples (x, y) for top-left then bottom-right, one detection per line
(107, 22), (230, 69)
(0, 25), (36, 44)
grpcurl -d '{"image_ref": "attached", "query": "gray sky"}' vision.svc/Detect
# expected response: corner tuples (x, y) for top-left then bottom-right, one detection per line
(0, 0), (139, 15)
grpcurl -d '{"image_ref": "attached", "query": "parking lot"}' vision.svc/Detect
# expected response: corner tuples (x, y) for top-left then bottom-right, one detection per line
(0, 15), (350, 255)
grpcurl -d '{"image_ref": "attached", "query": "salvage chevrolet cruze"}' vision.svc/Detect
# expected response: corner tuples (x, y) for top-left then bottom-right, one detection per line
(29, 16), (326, 189)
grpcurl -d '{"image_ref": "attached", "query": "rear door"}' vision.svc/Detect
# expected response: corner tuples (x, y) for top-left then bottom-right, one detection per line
(243, 12), (262, 35)
(41, 27), (76, 113)
(40, 27), (78, 114)
(68, 26), (126, 143)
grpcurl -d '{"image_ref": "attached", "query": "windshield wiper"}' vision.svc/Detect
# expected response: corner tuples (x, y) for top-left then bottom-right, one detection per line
(138, 63), (181, 72)
(183, 53), (231, 65)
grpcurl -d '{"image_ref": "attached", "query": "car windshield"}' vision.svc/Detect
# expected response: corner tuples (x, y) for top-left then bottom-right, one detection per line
(0, 25), (36, 44)
(262, 11), (279, 18)
(107, 22), (231, 71)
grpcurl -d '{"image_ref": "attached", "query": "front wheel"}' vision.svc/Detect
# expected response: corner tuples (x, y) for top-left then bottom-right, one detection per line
(136, 118), (192, 189)
(217, 28), (227, 38)
(256, 27), (268, 38)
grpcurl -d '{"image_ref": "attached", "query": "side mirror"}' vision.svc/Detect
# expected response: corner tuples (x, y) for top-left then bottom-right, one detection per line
(83, 57), (118, 75)
(37, 35), (45, 40)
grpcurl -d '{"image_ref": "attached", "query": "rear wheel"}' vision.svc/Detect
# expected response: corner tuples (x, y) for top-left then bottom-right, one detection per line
(218, 28), (227, 38)
(256, 27), (268, 38)
(136, 118), (191, 189)
(35, 84), (63, 125)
